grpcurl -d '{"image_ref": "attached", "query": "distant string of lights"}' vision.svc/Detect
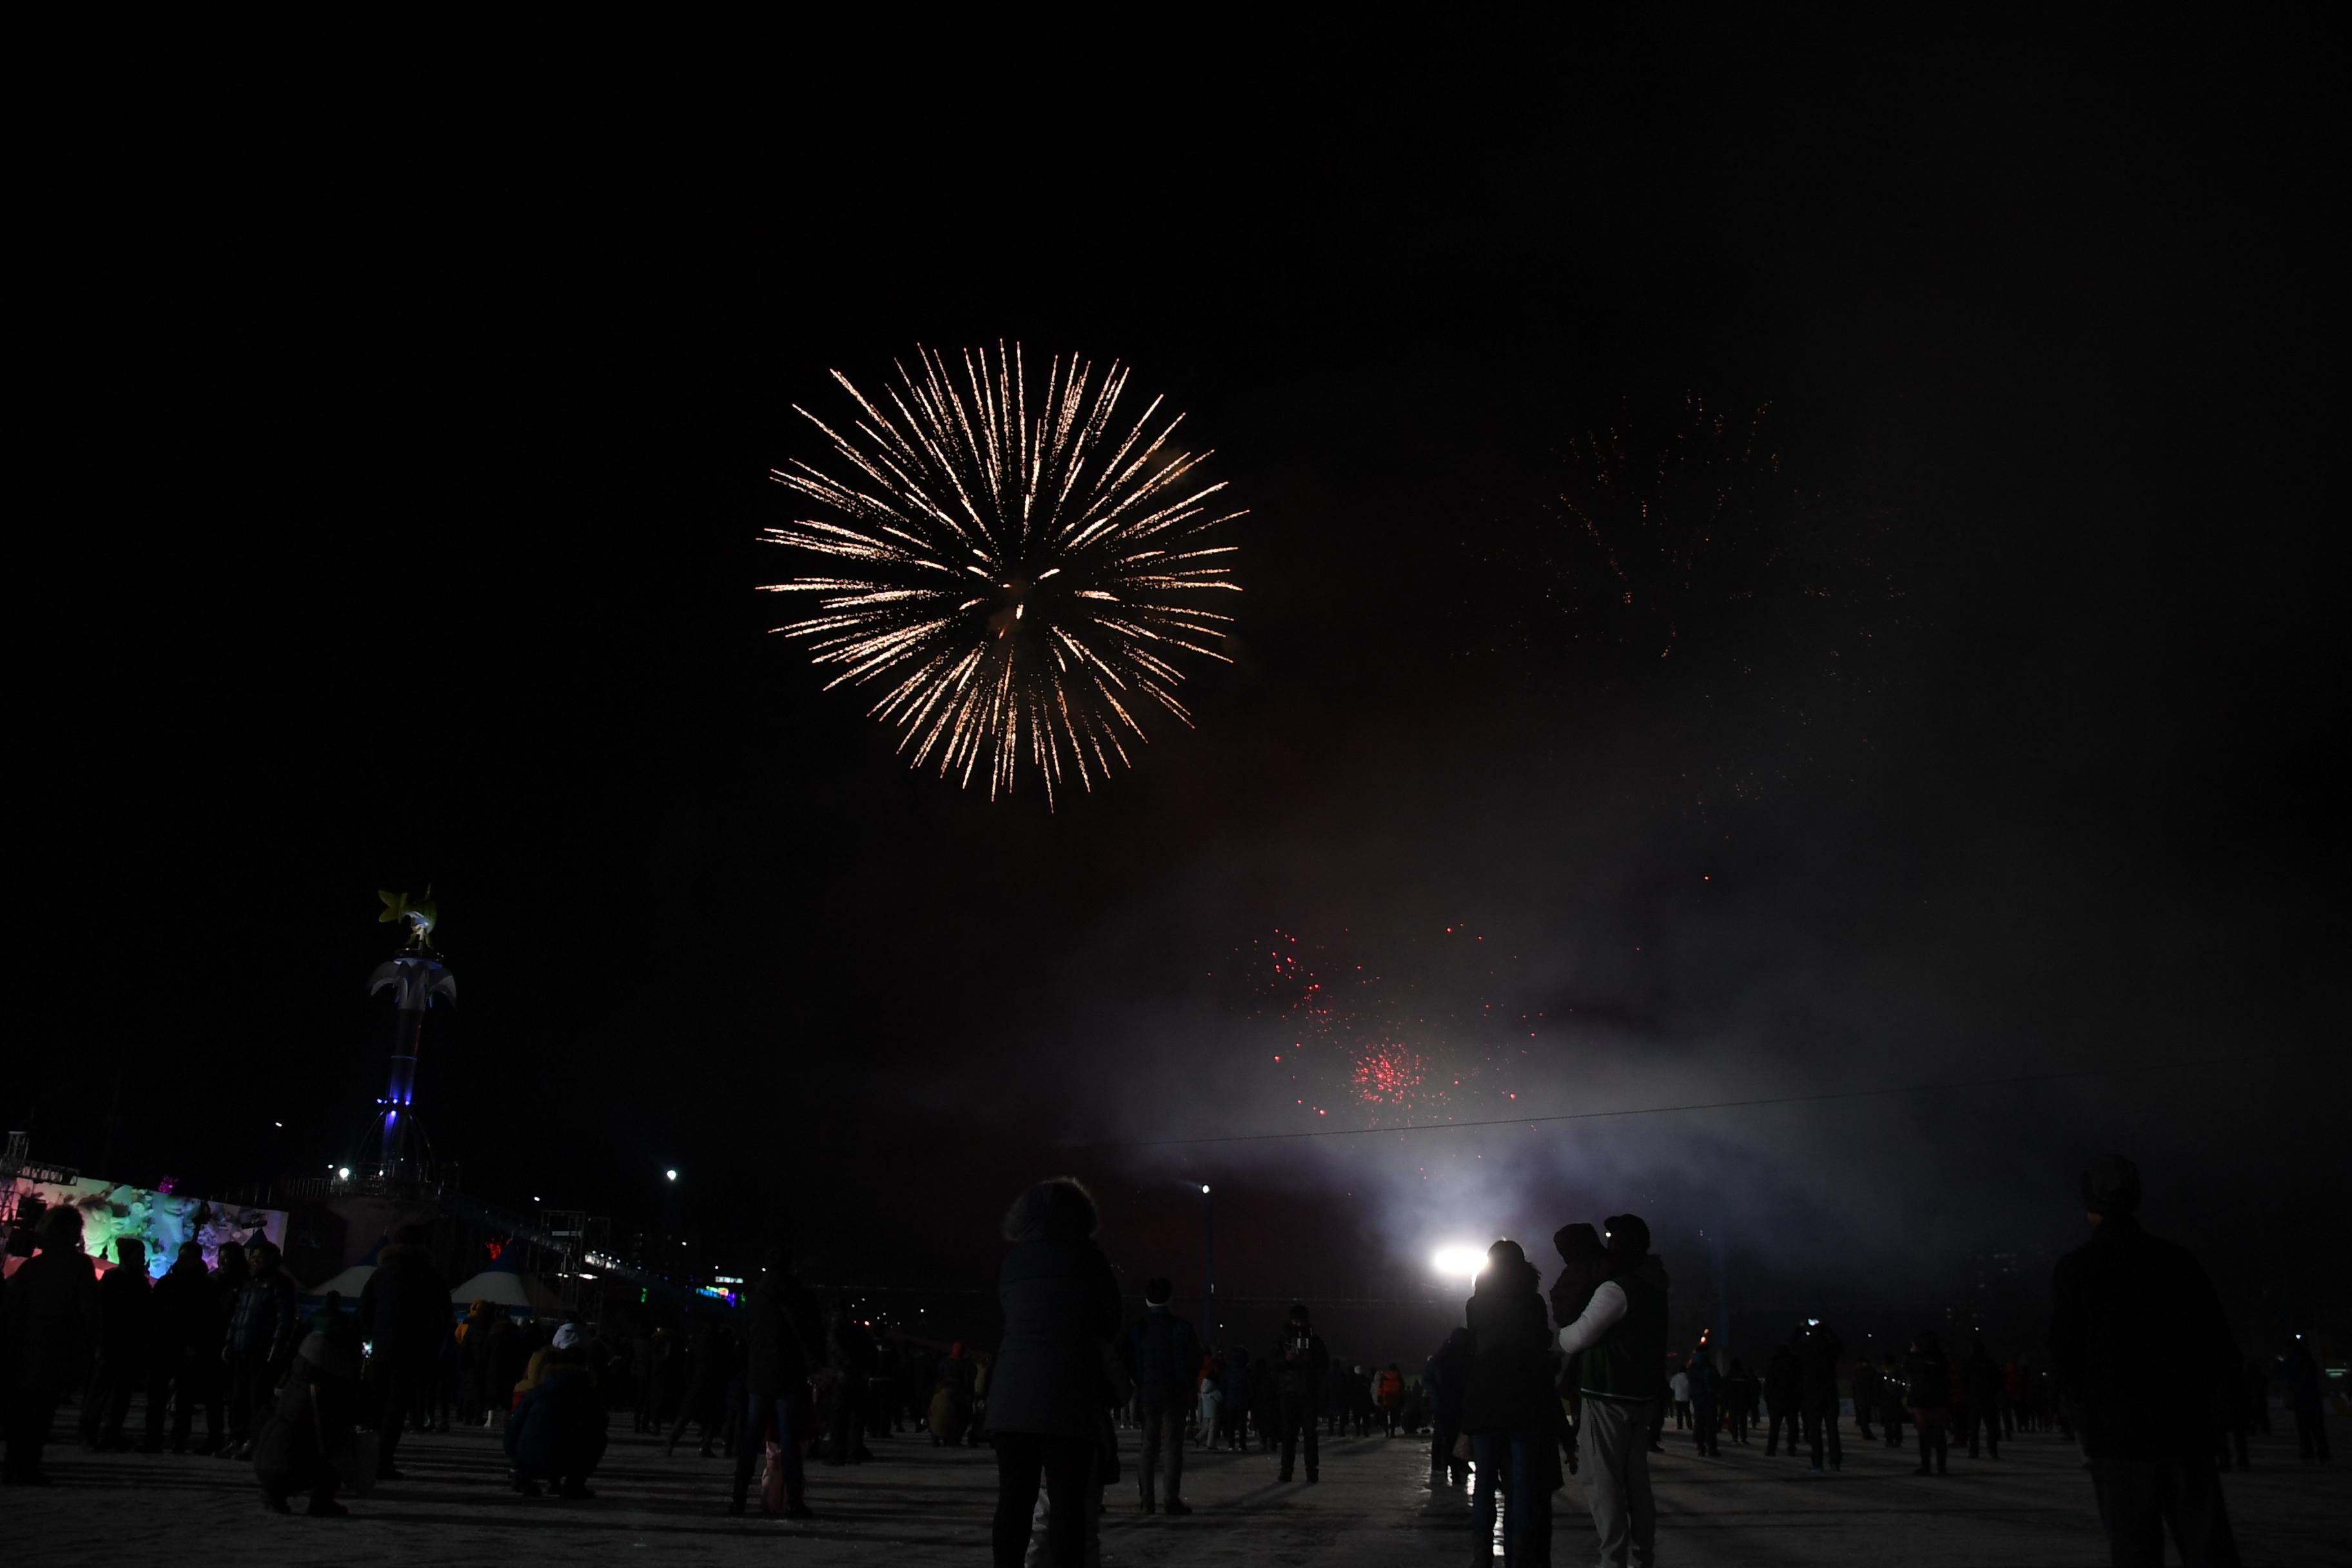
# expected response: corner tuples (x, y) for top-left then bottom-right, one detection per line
(1090, 1054), (2289, 1151)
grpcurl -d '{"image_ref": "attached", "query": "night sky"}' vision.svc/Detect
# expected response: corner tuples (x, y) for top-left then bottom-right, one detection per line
(22, 16), (2341, 1346)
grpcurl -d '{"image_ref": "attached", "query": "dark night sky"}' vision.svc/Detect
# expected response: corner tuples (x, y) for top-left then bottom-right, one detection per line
(20, 15), (2342, 1344)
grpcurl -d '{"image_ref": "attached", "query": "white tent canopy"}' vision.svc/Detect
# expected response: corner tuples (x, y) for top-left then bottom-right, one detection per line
(302, 1263), (376, 1299)
(449, 1264), (565, 1319)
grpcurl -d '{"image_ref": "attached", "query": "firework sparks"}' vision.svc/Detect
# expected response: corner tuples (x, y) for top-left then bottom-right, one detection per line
(760, 344), (1245, 803)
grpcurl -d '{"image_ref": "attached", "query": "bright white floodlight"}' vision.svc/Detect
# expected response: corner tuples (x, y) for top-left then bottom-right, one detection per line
(1431, 1244), (1488, 1280)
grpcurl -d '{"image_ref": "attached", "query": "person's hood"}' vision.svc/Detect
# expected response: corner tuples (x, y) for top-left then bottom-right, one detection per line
(1553, 1222), (1603, 1264)
(377, 1242), (427, 1269)
(1616, 1254), (1668, 1295)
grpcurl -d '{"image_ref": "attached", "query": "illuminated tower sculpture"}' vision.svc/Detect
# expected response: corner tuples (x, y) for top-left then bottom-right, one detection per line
(367, 890), (455, 1179)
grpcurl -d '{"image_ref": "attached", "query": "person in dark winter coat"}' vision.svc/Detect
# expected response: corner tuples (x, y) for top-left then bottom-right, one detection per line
(2280, 1338), (2329, 1462)
(663, 1311), (730, 1457)
(987, 1177), (1121, 1568)
(1121, 1275), (1201, 1514)
(506, 1329), (609, 1497)
(1272, 1303), (1329, 1483)
(2048, 1155), (2242, 1563)
(358, 1224), (447, 1479)
(1903, 1329), (1952, 1475)
(1763, 1341), (1803, 1457)
(1796, 1318), (1844, 1473)
(823, 1300), (877, 1465)
(730, 1247), (823, 1518)
(150, 1240), (224, 1453)
(482, 1315), (523, 1433)
(226, 1239), (300, 1460)
(210, 1242), (252, 1445)
(1961, 1340), (2004, 1459)
(1723, 1359), (1758, 1445)
(254, 1329), (358, 1516)
(1219, 1346), (1251, 1449)
(1461, 1239), (1556, 1566)
(2, 1207), (104, 1484)
(456, 1299), (495, 1426)
(84, 1237), (155, 1450)
(1687, 1348), (1721, 1457)
(1556, 1214), (1669, 1568)
(1426, 1327), (1473, 1487)
(1851, 1355), (1881, 1442)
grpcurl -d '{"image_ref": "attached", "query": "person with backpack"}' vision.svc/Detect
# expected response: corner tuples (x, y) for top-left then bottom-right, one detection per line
(1273, 1304), (1328, 1483)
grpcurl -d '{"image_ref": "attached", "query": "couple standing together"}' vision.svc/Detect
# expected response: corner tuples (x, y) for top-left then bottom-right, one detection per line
(1460, 1214), (1667, 1568)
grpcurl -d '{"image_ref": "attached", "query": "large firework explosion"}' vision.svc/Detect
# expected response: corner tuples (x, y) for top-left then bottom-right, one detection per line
(760, 344), (1245, 804)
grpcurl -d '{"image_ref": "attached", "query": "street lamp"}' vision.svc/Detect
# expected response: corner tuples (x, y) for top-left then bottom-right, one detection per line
(1197, 1183), (1215, 1348)
(665, 1168), (679, 1182)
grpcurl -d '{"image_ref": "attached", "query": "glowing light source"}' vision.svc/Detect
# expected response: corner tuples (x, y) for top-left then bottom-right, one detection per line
(665, 1168), (679, 1182)
(337, 1167), (351, 1180)
(1431, 1244), (1489, 1280)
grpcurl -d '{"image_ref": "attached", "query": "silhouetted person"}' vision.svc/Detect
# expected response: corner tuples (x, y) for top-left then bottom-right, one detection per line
(1121, 1275), (1200, 1514)
(253, 1329), (357, 1516)
(1557, 1213), (1667, 1568)
(1426, 1326), (1473, 1487)
(358, 1224), (446, 1480)
(1723, 1358), (1758, 1445)
(1687, 1346), (1721, 1457)
(1852, 1355), (1880, 1441)
(150, 1240), (222, 1453)
(1763, 1340), (1803, 1456)
(1904, 1329), (1951, 1475)
(665, 1311), (729, 1457)
(2049, 1155), (2242, 1564)
(823, 1299), (876, 1465)
(2240, 1355), (2270, 1439)
(1273, 1303), (1329, 1483)
(2, 1207), (102, 1485)
(1879, 1364), (1909, 1448)
(730, 1245), (821, 1518)
(1962, 1340), (2004, 1459)
(508, 1324), (608, 1497)
(1798, 1318), (1844, 1473)
(1462, 1238), (1557, 1565)
(2280, 1338), (2329, 1463)
(986, 1177), (1121, 1568)
(85, 1237), (154, 1450)
(226, 1239), (299, 1462)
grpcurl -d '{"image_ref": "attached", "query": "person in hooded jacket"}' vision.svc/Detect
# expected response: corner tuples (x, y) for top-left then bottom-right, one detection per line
(1219, 1346), (1251, 1451)
(1460, 1239), (1557, 1566)
(1904, 1329), (1952, 1476)
(85, 1237), (155, 1450)
(1273, 1303), (1329, 1482)
(1426, 1326), (1473, 1488)
(1121, 1275), (1200, 1513)
(1763, 1340), (1803, 1457)
(986, 1177), (1121, 1568)
(2049, 1155), (2242, 1563)
(152, 1240), (224, 1453)
(730, 1245), (823, 1518)
(225, 1239), (300, 1462)
(506, 1324), (609, 1498)
(1556, 1214), (1668, 1568)
(2, 1206), (103, 1485)
(358, 1223), (447, 1479)
(482, 1313), (522, 1434)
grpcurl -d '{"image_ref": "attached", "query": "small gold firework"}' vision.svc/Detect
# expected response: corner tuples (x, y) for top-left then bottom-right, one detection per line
(761, 344), (1244, 804)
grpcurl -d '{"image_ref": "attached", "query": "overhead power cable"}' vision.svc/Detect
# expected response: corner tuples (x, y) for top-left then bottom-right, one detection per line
(1083, 1054), (2280, 1151)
